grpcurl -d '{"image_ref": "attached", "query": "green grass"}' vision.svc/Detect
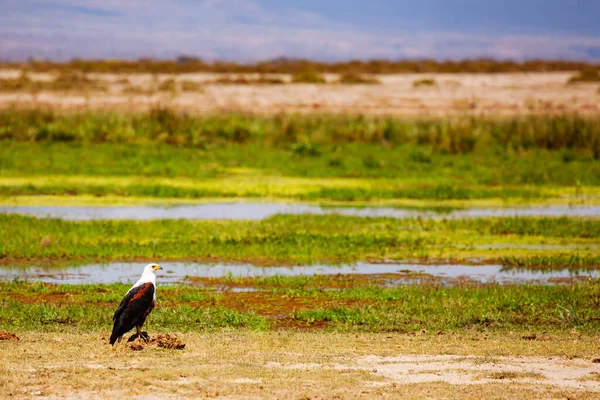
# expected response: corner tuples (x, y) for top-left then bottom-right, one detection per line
(1, 110), (599, 196)
(501, 254), (600, 269)
(2, 109), (599, 154)
(289, 281), (600, 332)
(0, 214), (598, 265)
(0, 110), (598, 207)
(0, 174), (581, 204)
(3, 147), (597, 205)
(0, 298), (267, 332)
(180, 80), (204, 91)
(0, 142), (599, 206)
(2, 280), (600, 333)
(2, 141), (598, 184)
(413, 78), (437, 87)
(336, 72), (379, 84)
(291, 71), (326, 83)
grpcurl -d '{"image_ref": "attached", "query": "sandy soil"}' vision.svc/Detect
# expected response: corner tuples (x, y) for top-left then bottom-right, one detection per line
(1, 70), (599, 115)
(357, 354), (600, 390)
(2, 331), (600, 399)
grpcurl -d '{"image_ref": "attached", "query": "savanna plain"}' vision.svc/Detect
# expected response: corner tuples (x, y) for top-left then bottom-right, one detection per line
(1, 62), (600, 399)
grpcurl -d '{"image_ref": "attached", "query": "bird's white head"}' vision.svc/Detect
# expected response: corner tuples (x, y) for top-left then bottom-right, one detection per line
(143, 263), (163, 275)
(131, 263), (163, 290)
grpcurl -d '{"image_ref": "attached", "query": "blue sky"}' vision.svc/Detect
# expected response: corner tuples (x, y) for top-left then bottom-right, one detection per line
(1, 0), (600, 61)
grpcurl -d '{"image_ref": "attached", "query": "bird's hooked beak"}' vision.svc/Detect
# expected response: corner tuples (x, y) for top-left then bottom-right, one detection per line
(152, 264), (163, 271)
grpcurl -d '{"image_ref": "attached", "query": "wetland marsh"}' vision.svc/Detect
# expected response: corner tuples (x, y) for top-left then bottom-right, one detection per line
(0, 102), (599, 398)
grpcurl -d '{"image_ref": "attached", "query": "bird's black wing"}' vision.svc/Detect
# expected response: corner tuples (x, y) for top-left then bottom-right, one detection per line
(110, 282), (155, 344)
(113, 289), (135, 322)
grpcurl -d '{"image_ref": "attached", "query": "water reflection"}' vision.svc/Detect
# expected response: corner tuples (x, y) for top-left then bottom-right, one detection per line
(0, 261), (597, 286)
(0, 203), (598, 220)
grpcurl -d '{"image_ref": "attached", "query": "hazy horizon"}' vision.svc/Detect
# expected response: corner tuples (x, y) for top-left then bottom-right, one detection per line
(2, 0), (600, 62)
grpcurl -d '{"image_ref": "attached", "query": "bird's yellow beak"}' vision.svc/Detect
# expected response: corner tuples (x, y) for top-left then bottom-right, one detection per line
(152, 265), (163, 271)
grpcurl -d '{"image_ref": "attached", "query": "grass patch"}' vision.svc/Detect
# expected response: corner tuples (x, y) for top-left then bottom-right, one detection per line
(0, 72), (108, 92)
(500, 254), (600, 269)
(290, 281), (600, 332)
(413, 78), (437, 88)
(10, 57), (598, 73)
(0, 214), (598, 265)
(180, 80), (204, 92)
(121, 82), (156, 95)
(481, 217), (600, 238)
(211, 75), (285, 84)
(0, 175), (571, 202)
(2, 280), (600, 333)
(157, 78), (177, 92)
(568, 69), (600, 84)
(480, 370), (545, 380)
(0, 300), (267, 332)
(292, 71), (326, 83)
(2, 109), (599, 157)
(578, 373), (600, 382)
(1, 125), (600, 188)
(0, 213), (436, 264)
(336, 72), (379, 84)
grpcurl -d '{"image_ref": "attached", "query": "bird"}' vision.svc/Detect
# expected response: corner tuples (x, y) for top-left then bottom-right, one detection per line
(110, 263), (163, 345)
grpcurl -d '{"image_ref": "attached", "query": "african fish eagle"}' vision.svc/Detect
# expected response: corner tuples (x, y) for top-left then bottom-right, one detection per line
(110, 263), (163, 345)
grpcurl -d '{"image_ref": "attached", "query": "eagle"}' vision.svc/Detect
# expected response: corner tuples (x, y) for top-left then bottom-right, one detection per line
(110, 263), (163, 345)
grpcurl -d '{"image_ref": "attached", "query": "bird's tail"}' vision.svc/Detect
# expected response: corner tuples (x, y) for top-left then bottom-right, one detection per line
(109, 334), (118, 345)
(109, 324), (121, 345)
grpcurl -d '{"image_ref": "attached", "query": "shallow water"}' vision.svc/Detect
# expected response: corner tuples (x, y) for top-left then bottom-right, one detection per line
(0, 203), (598, 220)
(0, 261), (597, 286)
(0, 203), (417, 220)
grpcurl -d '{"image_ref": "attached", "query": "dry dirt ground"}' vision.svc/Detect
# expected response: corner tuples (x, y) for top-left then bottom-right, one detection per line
(1, 70), (599, 115)
(2, 331), (600, 399)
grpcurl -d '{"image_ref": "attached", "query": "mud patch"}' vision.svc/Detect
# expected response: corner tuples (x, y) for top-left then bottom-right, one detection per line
(127, 333), (185, 351)
(0, 330), (20, 341)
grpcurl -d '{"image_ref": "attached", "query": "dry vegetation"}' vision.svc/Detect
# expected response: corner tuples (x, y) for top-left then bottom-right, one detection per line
(0, 71), (108, 93)
(568, 69), (600, 84)
(2, 57), (598, 74)
(212, 74), (286, 85)
(291, 70), (327, 83)
(1, 331), (600, 399)
(413, 77), (437, 87)
(337, 71), (380, 84)
(1, 69), (599, 115)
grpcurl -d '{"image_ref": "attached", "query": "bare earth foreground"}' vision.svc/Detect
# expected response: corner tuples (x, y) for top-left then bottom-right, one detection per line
(1, 70), (599, 115)
(2, 331), (600, 399)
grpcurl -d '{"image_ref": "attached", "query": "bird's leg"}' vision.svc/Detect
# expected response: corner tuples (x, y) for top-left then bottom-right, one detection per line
(136, 326), (141, 338)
